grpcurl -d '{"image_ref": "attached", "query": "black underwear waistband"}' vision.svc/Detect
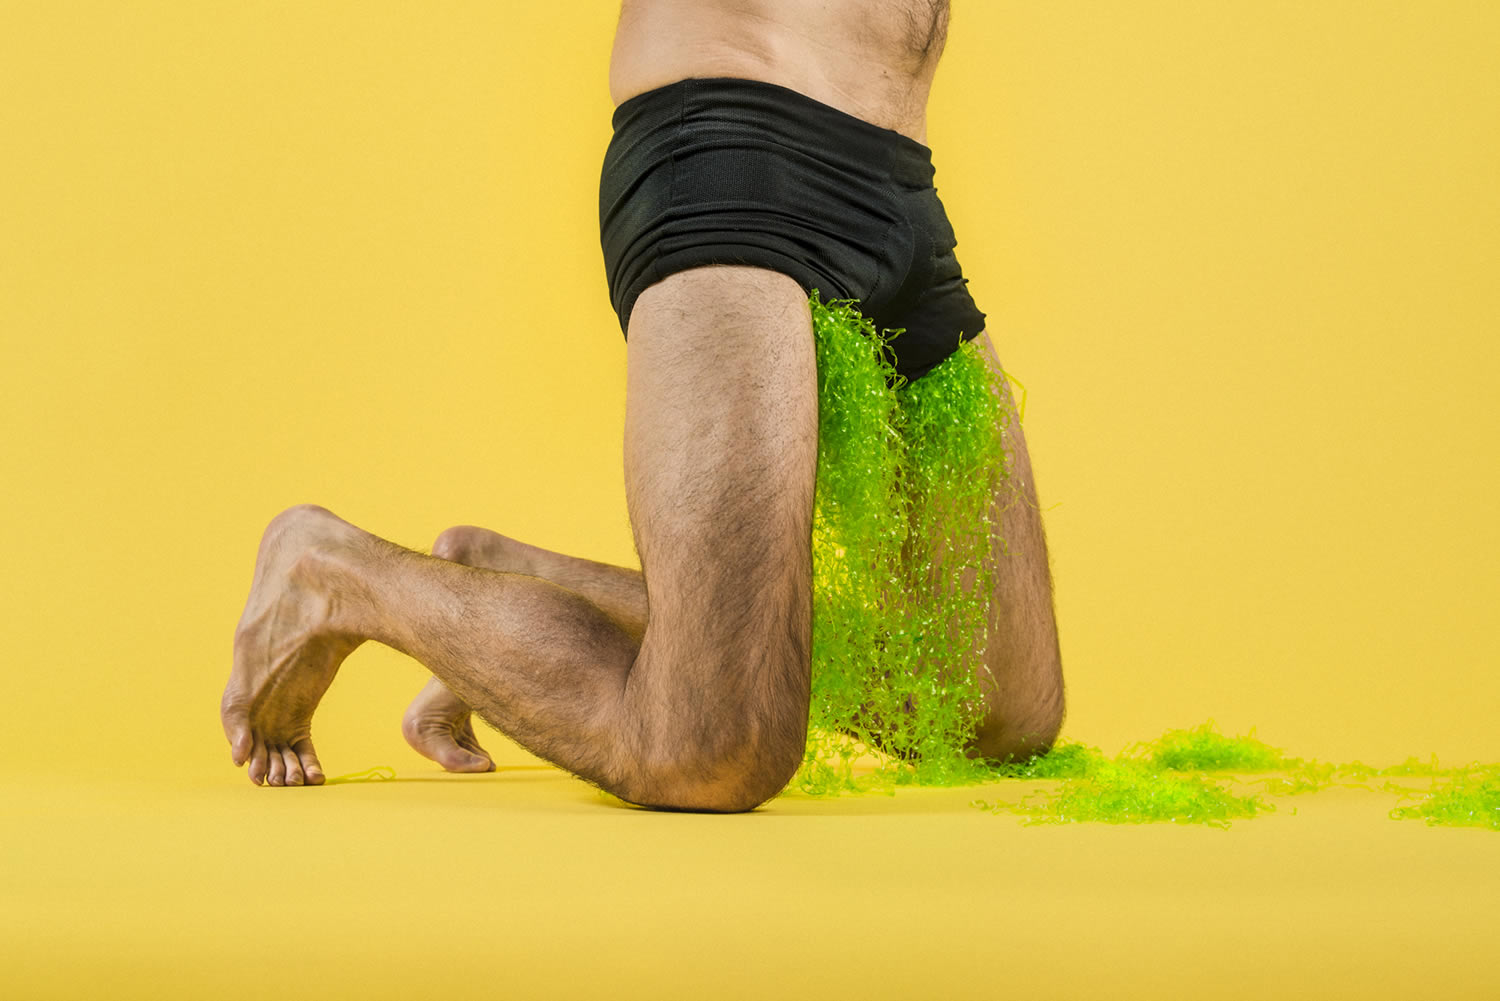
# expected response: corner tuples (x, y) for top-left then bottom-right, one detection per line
(608, 76), (938, 190)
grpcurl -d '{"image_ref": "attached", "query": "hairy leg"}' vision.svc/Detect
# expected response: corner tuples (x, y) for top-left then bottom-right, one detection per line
(222, 506), (641, 790)
(428, 528), (646, 641)
(404, 331), (1061, 774)
(221, 265), (817, 811)
(403, 528), (646, 772)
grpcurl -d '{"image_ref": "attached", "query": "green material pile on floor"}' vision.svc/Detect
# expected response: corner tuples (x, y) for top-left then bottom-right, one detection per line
(971, 723), (1303, 828)
(970, 722), (1499, 830)
(1387, 764), (1500, 831)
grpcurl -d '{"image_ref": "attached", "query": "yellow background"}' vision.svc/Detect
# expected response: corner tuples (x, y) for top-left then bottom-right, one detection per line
(2, 3), (1497, 998)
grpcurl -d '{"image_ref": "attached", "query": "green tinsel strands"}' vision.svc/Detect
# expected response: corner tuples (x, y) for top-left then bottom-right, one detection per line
(793, 292), (1013, 795)
(783, 294), (1500, 827)
(1388, 766), (1500, 831)
(969, 721), (1500, 830)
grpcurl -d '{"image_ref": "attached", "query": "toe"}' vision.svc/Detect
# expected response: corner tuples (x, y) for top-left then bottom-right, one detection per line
(222, 699), (252, 766)
(248, 736), (268, 786)
(440, 740), (493, 773)
(407, 721), (491, 773)
(457, 735), (496, 771)
(267, 745), (286, 786)
(281, 746), (304, 786)
(457, 720), (495, 768)
(292, 737), (324, 786)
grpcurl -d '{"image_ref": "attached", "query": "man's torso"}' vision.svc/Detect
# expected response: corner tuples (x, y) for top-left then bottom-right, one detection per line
(609, 0), (949, 144)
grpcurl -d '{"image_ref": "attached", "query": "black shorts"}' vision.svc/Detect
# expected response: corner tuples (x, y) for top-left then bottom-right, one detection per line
(598, 76), (987, 386)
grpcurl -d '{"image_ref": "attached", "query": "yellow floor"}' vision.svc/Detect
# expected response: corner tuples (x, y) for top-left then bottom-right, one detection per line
(5, 760), (1495, 1000)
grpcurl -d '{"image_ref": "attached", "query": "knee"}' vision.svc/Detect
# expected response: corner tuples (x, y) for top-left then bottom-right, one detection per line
(970, 687), (1066, 764)
(623, 712), (808, 814)
(632, 771), (792, 814)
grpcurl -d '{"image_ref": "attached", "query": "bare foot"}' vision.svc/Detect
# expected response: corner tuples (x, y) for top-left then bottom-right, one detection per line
(397, 524), (530, 771)
(221, 504), (368, 786)
(402, 677), (495, 772)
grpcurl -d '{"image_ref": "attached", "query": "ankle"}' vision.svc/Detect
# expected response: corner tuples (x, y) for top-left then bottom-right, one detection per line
(287, 537), (381, 640)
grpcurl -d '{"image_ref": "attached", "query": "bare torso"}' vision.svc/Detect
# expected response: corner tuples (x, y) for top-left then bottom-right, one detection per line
(610, 0), (950, 145)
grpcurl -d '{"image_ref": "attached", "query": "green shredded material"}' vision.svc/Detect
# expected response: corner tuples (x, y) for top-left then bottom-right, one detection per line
(966, 723), (1498, 829)
(1252, 773), (1328, 796)
(1126, 720), (1295, 772)
(974, 731), (1273, 828)
(792, 292), (1011, 795)
(987, 739), (1101, 780)
(977, 762), (1270, 829)
(1369, 755), (1459, 777)
(1388, 766), (1500, 830)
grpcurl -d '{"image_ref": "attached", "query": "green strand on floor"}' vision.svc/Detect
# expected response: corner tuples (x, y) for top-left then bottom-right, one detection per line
(973, 722), (1349, 826)
(974, 724), (1279, 828)
(970, 721), (1499, 830)
(986, 760), (1272, 829)
(1125, 720), (1297, 772)
(793, 292), (1011, 796)
(1388, 766), (1500, 831)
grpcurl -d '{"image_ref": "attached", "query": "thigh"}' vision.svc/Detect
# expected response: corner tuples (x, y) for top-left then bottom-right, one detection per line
(621, 265), (818, 764)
